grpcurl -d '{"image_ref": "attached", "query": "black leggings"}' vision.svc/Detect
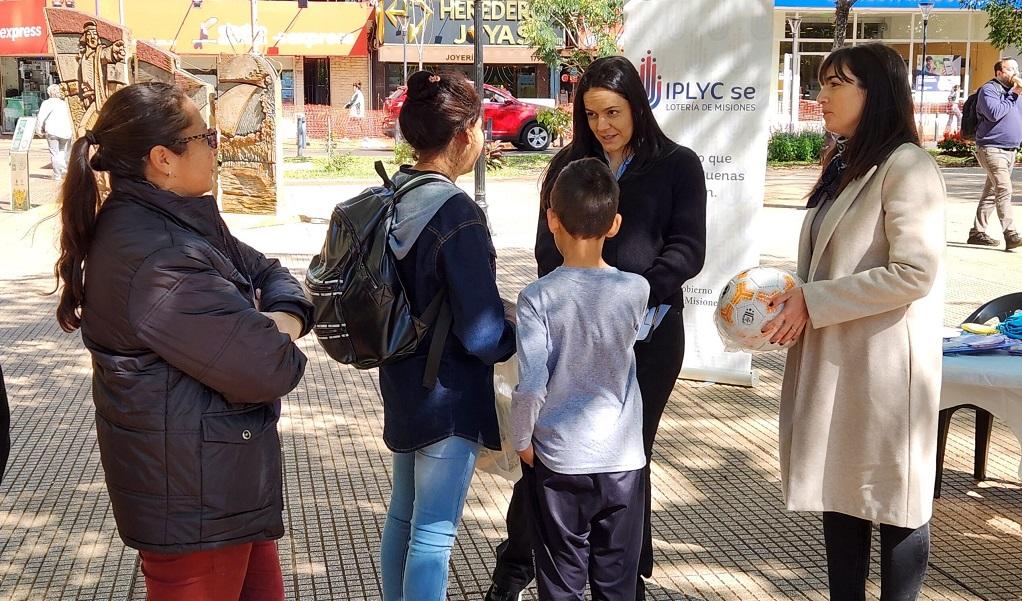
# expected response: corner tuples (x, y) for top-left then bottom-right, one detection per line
(823, 512), (929, 601)
(633, 308), (686, 580)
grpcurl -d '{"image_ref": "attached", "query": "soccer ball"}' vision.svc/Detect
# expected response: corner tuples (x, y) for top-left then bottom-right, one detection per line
(715, 266), (803, 352)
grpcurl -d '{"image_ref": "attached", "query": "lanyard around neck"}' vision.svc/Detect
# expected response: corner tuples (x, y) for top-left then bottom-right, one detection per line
(605, 151), (634, 180)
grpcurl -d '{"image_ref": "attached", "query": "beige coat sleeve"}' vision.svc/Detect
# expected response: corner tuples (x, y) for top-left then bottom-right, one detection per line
(802, 149), (945, 329)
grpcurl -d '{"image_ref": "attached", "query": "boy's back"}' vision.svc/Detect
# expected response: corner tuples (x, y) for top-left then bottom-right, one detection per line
(512, 266), (649, 475)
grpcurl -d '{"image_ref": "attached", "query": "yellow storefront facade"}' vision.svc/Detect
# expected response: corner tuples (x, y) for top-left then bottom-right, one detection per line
(48, 0), (374, 113)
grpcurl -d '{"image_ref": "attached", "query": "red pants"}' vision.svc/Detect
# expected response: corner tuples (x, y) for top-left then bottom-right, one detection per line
(139, 540), (284, 601)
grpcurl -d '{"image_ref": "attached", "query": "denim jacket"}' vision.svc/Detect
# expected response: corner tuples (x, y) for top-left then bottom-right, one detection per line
(379, 168), (516, 452)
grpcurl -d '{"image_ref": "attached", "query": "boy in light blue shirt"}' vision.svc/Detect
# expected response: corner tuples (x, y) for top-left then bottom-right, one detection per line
(512, 158), (649, 601)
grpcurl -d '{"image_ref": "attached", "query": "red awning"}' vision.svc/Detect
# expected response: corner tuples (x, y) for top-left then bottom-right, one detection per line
(0, 0), (49, 56)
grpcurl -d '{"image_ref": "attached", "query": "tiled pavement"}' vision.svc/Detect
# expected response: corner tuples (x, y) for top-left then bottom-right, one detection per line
(1, 169), (1021, 600)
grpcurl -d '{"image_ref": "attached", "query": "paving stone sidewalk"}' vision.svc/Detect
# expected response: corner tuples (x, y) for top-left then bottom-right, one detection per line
(1, 170), (1020, 600)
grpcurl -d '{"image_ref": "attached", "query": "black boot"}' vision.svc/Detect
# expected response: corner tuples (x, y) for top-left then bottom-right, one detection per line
(484, 583), (523, 601)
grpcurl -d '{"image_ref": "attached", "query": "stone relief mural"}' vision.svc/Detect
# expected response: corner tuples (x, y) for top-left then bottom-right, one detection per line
(135, 40), (214, 121)
(216, 54), (281, 214)
(45, 9), (129, 138)
(43, 9), (281, 215)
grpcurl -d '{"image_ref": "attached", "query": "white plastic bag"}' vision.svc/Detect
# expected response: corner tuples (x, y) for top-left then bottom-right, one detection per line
(475, 355), (522, 482)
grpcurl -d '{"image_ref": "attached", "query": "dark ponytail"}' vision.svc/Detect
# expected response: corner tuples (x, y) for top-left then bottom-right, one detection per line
(54, 82), (192, 332)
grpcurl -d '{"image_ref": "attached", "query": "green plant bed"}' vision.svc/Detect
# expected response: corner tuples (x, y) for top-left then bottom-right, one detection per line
(767, 160), (820, 168)
(492, 153), (553, 178)
(768, 131), (826, 162)
(936, 133), (975, 158)
(284, 152), (553, 181)
(928, 150), (978, 168)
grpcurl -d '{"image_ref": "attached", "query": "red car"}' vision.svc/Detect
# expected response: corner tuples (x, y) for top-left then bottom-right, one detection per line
(383, 83), (551, 151)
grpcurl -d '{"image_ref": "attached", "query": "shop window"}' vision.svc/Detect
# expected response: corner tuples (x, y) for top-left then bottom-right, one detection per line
(785, 18), (850, 41)
(858, 22), (884, 40)
(384, 63), (473, 97)
(869, 15), (915, 40)
(385, 63), (407, 96)
(281, 70), (294, 103)
(780, 41), (836, 55)
(915, 13), (971, 40)
(517, 67), (537, 98)
(304, 57), (330, 105)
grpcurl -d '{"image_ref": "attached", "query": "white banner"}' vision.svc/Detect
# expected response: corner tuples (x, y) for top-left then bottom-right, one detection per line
(622, 0), (774, 386)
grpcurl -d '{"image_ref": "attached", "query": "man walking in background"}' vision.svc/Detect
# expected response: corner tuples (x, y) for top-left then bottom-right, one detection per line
(969, 58), (1022, 251)
(35, 85), (73, 181)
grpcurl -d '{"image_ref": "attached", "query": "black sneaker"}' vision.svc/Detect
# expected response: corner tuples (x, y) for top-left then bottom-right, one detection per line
(1006, 230), (1022, 251)
(484, 583), (523, 601)
(967, 229), (999, 247)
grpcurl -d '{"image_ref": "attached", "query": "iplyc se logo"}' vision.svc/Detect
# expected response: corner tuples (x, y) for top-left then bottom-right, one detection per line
(640, 50), (662, 110)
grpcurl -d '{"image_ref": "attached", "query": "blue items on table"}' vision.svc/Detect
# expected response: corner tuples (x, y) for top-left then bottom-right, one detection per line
(942, 333), (1016, 355)
(995, 310), (1022, 340)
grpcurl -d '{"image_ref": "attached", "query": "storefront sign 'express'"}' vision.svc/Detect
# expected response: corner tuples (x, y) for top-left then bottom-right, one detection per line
(383, 0), (533, 46)
(0, 0), (48, 56)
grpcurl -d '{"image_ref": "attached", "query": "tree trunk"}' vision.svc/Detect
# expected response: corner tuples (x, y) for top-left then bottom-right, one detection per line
(833, 0), (857, 50)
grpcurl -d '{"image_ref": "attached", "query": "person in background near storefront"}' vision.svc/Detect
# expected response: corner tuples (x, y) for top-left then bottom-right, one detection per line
(486, 55), (707, 601)
(945, 84), (962, 135)
(766, 43), (945, 600)
(967, 58), (1022, 251)
(345, 82), (365, 139)
(346, 82), (365, 119)
(35, 84), (73, 180)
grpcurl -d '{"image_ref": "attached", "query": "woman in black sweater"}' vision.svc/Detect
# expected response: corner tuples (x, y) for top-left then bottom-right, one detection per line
(486, 56), (707, 601)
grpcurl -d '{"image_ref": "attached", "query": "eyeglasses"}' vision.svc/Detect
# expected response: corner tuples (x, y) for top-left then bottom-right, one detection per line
(171, 127), (218, 150)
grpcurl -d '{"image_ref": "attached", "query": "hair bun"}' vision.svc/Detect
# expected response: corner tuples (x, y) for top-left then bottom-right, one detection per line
(89, 151), (106, 172)
(405, 70), (442, 103)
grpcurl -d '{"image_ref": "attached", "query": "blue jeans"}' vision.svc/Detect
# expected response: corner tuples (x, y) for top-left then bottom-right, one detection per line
(380, 436), (480, 601)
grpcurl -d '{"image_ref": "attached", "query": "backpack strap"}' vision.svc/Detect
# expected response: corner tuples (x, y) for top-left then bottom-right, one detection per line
(393, 172), (455, 203)
(419, 289), (451, 390)
(375, 161), (394, 188)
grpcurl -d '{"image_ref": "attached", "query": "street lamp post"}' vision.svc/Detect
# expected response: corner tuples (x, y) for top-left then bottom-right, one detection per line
(250, 0), (259, 54)
(918, 1), (934, 134)
(402, 16), (409, 82)
(786, 16), (802, 131)
(473, 0), (488, 222)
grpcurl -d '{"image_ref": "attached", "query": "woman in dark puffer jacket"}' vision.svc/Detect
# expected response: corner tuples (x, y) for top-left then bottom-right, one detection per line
(52, 82), (313, 601)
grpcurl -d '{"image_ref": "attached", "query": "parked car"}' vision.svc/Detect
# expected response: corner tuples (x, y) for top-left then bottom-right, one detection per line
(383, 83), (551, 151)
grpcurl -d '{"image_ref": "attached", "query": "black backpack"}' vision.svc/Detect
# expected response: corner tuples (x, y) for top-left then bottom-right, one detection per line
(305, 162), (457, 389)
(961, 80), (994, 141)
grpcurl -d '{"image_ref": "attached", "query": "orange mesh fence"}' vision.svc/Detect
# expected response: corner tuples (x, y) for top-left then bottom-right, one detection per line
(284, 104), (391, 140)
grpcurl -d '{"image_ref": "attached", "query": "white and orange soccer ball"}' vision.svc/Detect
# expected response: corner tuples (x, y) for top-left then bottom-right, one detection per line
(714, 266), (803, 352)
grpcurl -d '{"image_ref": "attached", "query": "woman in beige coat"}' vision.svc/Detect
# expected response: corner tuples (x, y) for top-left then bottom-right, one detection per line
(764, 44), (945, 600)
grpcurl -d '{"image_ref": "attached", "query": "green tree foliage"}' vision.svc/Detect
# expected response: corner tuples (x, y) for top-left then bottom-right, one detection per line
(519, 0), (623, 73)
(962, 0), (1022, 50)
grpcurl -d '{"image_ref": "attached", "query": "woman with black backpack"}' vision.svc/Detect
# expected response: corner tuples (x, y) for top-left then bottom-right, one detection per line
(377, 71), (516, 601)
